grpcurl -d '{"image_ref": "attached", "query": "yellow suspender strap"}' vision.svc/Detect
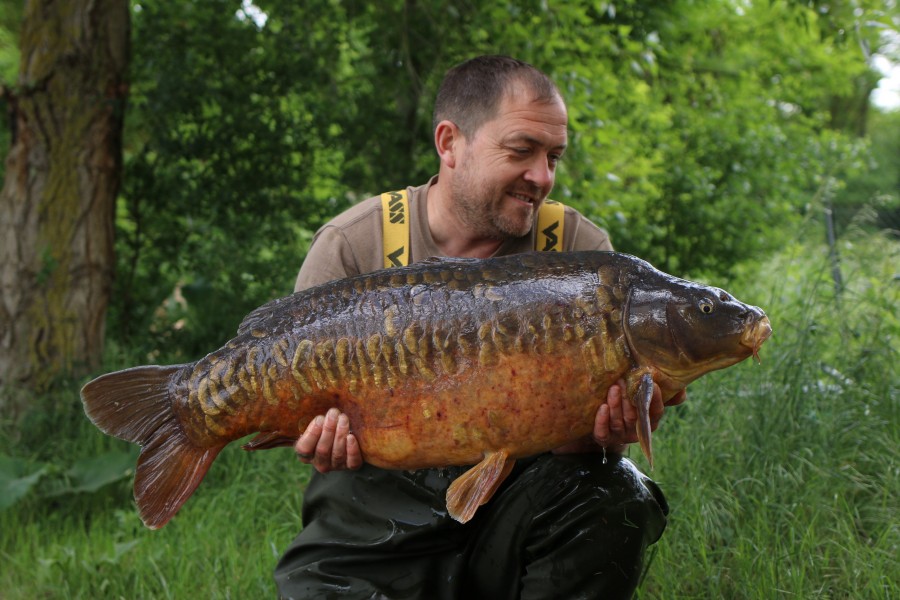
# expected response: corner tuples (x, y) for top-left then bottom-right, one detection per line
(381, 190), (410, 268)
(536, 199), (565, 252)
(381, 191), (565, 267)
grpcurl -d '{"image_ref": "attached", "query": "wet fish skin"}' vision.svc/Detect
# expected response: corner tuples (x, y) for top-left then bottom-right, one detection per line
(81, 251), (771, 529)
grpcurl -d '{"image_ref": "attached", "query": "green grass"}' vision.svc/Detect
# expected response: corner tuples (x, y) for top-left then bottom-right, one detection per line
(2, 231), (898, 599)
(1, 397), (309, 598)
(636, 230), (899, 599)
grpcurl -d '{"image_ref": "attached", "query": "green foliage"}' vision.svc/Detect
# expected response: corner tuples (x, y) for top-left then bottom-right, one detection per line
(0, 0), (22, 184)
(0, 1), (892, 358)
(0, 454), (47, 510)
(0, 1), (20, 85)
(835, 108), (900, 234)
(115, 0), (355, 357)
(111, 0), (896, 360)
(0, 450), (137, 509)
(538, 1), (882, 276)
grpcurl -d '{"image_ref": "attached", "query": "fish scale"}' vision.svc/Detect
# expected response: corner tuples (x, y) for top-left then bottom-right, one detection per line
(81, 251), (771, 529)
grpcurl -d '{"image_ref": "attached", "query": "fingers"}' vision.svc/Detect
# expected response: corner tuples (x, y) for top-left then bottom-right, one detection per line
(610, 379), (638, 444)
(346, 433), (363, 470)
(606, 380), (628, 442)
(329, 411), (349, 469)
(593, 403), (612, 447)
(666, 389), (688, 407)
(594, 379), (677, 449)
(314, 408), (340, 471)
(295, 414), (324, 463)
(618, 380), (638, 439)
(295, 408), (362, 473)
(593, 380), (637, 448)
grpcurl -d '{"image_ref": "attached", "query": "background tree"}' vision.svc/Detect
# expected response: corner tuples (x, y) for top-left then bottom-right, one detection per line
(0, 0), (129, 406)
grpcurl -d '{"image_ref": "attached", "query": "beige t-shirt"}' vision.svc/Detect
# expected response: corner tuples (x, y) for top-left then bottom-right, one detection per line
(295, 176), (613, 292)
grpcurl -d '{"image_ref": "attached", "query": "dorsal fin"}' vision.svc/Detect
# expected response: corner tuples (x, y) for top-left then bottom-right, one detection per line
(237, 296), (287, 336)
(418, 255), (479, 266)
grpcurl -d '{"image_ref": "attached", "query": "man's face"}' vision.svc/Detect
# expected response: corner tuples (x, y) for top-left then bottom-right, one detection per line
(450, 88), (568, 240)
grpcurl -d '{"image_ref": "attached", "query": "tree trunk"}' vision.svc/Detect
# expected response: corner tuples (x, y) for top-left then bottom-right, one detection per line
(0, 0), (129, 406)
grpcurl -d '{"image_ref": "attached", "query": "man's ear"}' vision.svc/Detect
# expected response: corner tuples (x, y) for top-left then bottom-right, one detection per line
(434, 120), (462, 169)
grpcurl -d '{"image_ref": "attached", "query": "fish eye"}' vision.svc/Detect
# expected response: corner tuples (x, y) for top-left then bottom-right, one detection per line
(700, 300), (714, 314)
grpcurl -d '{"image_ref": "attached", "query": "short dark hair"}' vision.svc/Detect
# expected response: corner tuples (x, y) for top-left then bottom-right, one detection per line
(432, 55), (563, 138)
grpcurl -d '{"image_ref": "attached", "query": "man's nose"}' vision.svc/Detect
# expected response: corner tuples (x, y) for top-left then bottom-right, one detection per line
(524, 155), (554, 189)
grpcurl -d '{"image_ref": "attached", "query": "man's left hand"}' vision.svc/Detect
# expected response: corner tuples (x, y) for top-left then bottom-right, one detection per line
(553, 380), (686, 455)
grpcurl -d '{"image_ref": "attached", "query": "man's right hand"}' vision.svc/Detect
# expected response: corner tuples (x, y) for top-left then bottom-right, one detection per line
(295, 408), (363, 473)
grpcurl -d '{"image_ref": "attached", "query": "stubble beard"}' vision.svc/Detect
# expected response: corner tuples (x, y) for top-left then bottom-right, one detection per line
(451, 166), (539, 241)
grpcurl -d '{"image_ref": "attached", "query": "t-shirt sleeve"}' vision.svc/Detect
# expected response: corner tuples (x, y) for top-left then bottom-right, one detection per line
(294, 226), (361, 292)
(565, 209), (614, 251)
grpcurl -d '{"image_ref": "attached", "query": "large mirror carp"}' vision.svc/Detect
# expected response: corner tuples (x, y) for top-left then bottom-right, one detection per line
(82, 251), (771, 529)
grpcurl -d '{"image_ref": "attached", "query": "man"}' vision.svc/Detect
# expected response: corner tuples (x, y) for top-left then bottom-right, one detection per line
(275, 55), (682, 599)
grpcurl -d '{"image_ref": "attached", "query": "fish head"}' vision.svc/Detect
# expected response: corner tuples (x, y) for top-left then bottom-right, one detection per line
(624, 276), (772, 387)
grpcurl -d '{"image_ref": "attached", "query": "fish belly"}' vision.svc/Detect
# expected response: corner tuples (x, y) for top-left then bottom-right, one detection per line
(349, 349), (620, 469)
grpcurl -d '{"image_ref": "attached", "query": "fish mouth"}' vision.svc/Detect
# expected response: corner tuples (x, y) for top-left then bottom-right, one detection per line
(741, 315), (772, 363)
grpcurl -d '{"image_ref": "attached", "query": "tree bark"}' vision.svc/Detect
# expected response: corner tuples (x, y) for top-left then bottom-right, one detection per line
(0, 0), (129, 405)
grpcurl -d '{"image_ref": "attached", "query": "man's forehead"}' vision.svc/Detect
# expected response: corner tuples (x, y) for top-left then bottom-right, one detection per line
(500, 83), (566, 111)
(491, 94), (568, 145)
(501, 131), (568, 150)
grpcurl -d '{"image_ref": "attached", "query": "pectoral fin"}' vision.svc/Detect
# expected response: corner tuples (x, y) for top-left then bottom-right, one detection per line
(629, 371), (655, 468)
(445, 450), (516, 523)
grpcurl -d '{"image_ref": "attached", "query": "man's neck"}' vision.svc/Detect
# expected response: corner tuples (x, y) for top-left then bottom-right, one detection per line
(426, 178), (503, 259)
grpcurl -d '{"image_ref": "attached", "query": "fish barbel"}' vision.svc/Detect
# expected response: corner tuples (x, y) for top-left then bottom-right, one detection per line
(81, 251), (771, 529)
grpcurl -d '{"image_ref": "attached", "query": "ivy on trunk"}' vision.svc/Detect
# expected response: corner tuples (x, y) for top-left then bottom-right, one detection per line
(0, 0), (129, 403)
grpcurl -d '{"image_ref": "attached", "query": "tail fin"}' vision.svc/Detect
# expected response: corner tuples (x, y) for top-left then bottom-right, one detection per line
(81, 365), (224, 529)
